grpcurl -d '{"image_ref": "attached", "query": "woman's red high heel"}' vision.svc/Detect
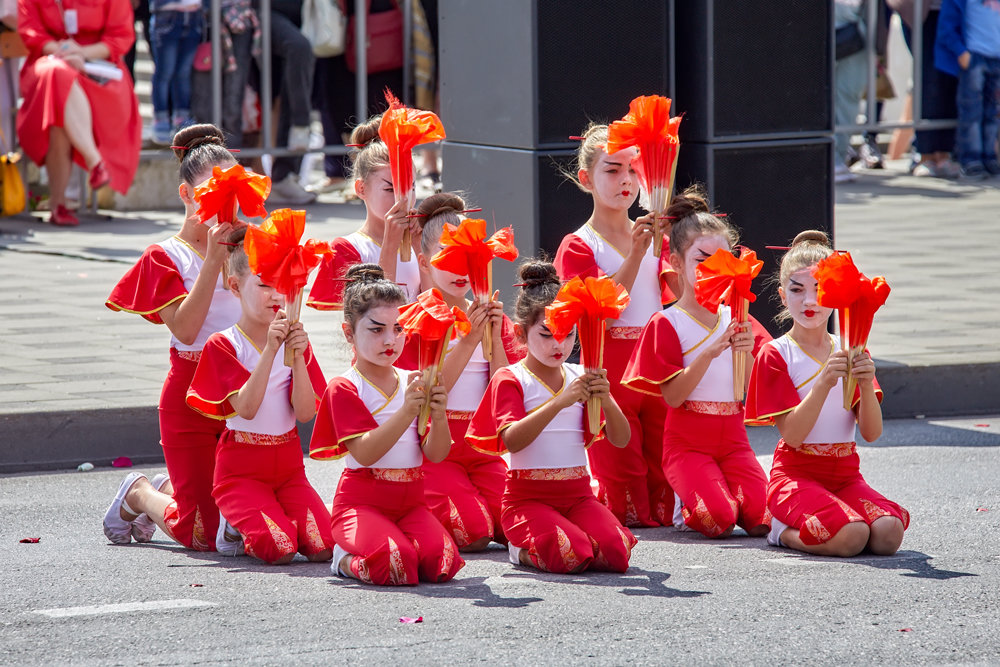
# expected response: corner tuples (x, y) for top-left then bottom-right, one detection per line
(50, 204), (79, 226)
(89, 161), (110, 190)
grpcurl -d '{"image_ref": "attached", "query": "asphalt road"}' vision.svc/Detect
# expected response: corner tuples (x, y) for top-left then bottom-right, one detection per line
(1, 416), (998, 666)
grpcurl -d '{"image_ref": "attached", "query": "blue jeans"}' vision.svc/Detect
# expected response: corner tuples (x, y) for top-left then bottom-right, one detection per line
(150, 10), (204, 116)
(956, 51), (1000, 169)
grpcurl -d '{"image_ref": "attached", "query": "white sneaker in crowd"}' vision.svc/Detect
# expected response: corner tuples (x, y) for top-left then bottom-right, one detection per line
(834, 163), (857, 184)
(215, 512), (245, 557)
(288, 125), (311, 151)
(130, 473), (170, 543)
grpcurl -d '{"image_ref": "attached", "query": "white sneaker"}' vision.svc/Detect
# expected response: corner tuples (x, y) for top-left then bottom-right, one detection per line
(834, 163), (857, 184)
(131, 473), (170, 543)
(288, 125), (311, 151)
(215, 512), (245, 556)
(268, 174), (317, 205)
(768, 517), (790, 547)
(331, 543), (351, 576)
(102, 472), (148, 544)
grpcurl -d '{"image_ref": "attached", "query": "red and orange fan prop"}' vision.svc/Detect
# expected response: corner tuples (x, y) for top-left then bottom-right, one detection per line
(605, 95), (682, 257)
(429, 218), (518, 361)
(544, 276), (630, 434)
(378, 89), (446, 262)
(812, 252), (891, 409)
(397, 289), (471, 435)
(193, 163), (270, 224)
(244, 209), (332, 366)
(694, 247), (764, 402)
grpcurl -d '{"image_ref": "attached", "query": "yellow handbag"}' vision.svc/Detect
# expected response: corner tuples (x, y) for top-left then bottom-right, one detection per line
(0, 125), (26, 216)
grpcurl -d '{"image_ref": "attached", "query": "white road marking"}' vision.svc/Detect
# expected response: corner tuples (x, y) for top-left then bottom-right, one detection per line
(683, 565), (709, 569)
(33, 599), (216, 618)
(763, 557), (828, 566)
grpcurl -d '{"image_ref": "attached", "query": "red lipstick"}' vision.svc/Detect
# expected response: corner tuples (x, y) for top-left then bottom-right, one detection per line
(804, 309), (816, 318)
(621, 190), (631, 197)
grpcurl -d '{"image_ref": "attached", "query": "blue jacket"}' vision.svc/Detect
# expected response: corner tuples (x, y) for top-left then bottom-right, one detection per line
(936, 0), (966, 77)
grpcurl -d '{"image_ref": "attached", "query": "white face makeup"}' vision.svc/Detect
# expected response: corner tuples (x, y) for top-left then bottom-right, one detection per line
(525, 318), (576, 369)
(349, 304), (405, 367)
(358, 166), (397, 222)
(676, 233), (732, 289)
(233, 273), (283, 325)
(782, 267), (832, 330)
(585, 147), (639, 211)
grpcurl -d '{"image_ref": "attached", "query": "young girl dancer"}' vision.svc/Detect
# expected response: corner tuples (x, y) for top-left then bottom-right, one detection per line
(309, 264), (464, 585)
(103, 124), (242, 550)
(746, 231), (908, 556)
(306, 115), (424, 311)
(467, 261), (637, 573)
(621, 187), (772, 539)
(185, 230), (333, 564)
(553, 124), (675, 528)
(396, 192), (522, 551)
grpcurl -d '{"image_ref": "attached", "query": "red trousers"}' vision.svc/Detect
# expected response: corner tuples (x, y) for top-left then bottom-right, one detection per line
(159, 349), (223, 551)
(768, 442), (910, 545)
(423, 414), (506, 547)
(213, 430), (334, 564)
(331, 468), (465, 585)
(663, 408), (769, 538)
(501, 470), (637, 574)
(590, 333), (672, 528)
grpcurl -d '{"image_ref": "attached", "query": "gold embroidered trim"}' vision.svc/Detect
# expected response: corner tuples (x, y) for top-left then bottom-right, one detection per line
(365, 467), (423, 482)
(682, 400), (743, 416)
(779, 439), (856, 458)
(446, 410), (474, 421)
(509, 466), (590, 481)
(232, 428), (297, 446)
(174, 349), (202, 362)
(608, 326), (643, 340)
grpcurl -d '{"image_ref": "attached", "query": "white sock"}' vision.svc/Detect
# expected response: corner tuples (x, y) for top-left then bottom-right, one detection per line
(332, 544), (352, 577)
(508, 543), (524, 566)
(120, 497), (138, 518)
(768, 517), (790, 548)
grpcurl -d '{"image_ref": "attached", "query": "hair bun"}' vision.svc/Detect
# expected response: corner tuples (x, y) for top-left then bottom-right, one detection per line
(345, 262), (387, 284)
(349, 115), (384, 148)
(517, 260), (560, 289)
(666, 184), (711, 221)
(790, 229), (831, 248)
(416, 192), (466, 223)
(172, 124), (226, 161)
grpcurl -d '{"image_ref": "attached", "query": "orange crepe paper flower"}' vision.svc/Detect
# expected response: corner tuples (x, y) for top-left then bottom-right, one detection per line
(544, 276), (630, 370)
(694, 247), (764, 317)
(194, 163), (271, 224)
(605, 95), (682, 217)
(813, 252), (891, 349)
(378, 89), (446, 201)
(430, 218), (519, 303)
(397, 288), (472, 371)
(244, 209), (332, 300)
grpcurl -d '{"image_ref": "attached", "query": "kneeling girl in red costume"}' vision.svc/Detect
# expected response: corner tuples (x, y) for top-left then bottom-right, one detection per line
(746, 231), (908, 556)
(467, 261), (637, 573)
(103, 124), (243, 550)
(622, 187), (772, 539)
(396, 192), (523, 552)
(306, 115), (424, 311)
(186, 229), (333, 564)
(553, 124), (675, 528)
(310, 264), (464, 585)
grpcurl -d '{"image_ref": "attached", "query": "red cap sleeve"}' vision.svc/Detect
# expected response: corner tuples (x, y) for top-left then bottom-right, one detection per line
(554, 234), (603, 281)
(745, 342), (800, 424)
(186, 334), (250, 419)
(309, 377), (380, 460)
(657, 248), (679, 306)
(465, 367), (526, 455)
(105, 245), (187, 324)
(621, 313), (683, 396)
(299, 344), (328, 406)
(749, 315), (774, 357)
(850, 349), (884, 409)
(499, 314), (526, 363)
(306, 238), (362, 310)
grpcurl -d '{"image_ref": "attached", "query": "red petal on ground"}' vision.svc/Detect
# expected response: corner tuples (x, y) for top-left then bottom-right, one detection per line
(111, 456), (133, 468)
(399, 616), (423, 623)
(20, 537), (41, 543)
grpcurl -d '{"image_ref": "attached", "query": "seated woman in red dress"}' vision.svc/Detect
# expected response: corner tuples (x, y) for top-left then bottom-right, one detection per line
(17, 0), (141, 225)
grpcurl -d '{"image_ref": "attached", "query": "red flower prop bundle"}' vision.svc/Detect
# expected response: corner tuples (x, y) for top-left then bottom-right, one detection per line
(605, 95), (682, 257)
(430, 218), (518, 361)
(378, 89), (446, 262)
(694, 247), (764, 401)
(812, 252), (891, 409)
(397, 289), (471, 435)
(244, 208), (332, 365)
(194, 163), (271, 224)
(544, 276), (630, 434)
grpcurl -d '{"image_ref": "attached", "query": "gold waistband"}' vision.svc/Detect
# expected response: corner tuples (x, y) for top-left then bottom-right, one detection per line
(446, 410), (474, 421)
(509, 466), (590, 481)
(173, 349), (202, 362)
(232, 428), (297, 446)
(357, 467), (424, 482)
(608, 326), (643, 340)
(682, 400), (743, 416)
(780, 439), (856, 458)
